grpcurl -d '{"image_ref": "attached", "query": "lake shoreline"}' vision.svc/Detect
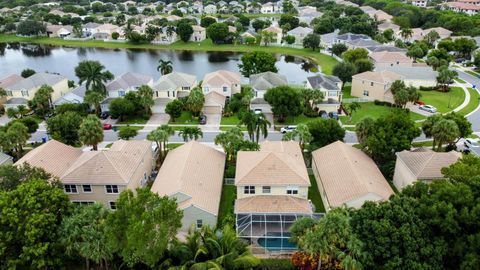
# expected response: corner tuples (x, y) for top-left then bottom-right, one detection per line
(0, 34), (338, 75)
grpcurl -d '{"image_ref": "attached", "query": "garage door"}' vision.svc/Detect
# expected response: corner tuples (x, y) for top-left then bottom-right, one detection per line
(203, 105), (222, 114)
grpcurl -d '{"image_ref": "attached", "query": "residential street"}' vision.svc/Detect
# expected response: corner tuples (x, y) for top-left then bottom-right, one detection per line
(456, 69), (480, 131)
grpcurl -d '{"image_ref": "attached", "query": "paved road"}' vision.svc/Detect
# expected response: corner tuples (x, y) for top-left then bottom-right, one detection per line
(456, 70), (480, 131)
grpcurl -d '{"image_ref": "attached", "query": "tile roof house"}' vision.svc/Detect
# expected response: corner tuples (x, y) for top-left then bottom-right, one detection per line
(16, 139), (154, 209)
(234, 141), (313, 214)
(262, 26), (283, 45)
(151, 141), (226, 230)
(204, 91), (227, 114)
(370, 51), (413, 69)
(306, 74), (342, 112)
(201, 70), (241, 97)
(153, 72), (197, 99)
(46, 24), (73, 38)
(0, 74), (23, 107)
(103, 72), (153, 111)
(312, 141), (394, 210)
(378, 22), (400, 33)
(4, 73), (69, 109)
(381, 66), (438, 87)
(250, 72), (288, 98)
(393, 148), (461, 190)
(190, 25), (206, 42)
(444, 1), (480, 15)
(351, 70), (403, 102)
(54, 83), (87, 106)
(287, 26), (314, 46)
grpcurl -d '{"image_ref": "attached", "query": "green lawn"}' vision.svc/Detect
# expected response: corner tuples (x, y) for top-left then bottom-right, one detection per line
(217, 185), (236, 228)
(412, 140), (434, 148)
(170, 111), (196, 124)
(274, 114), (320, 125)
(167, 143), (183, 150)
(308, 175), (326, 213)
(219, 126), (248, 131)
(418, 87), (465, 113)
(116, 125), (144, 132)
(340, 103), (425, 125)
(341, 85), (355, 99)
(117, 116), (149, 125)
(458, 88), (480, 116)
(0, 35), (338, 75)
(465, 70), (480, 77)
(455, 78), (467, 84)
(220, 114), (241, 125)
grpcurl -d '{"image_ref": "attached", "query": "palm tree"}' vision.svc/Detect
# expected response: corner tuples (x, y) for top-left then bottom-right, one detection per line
(347, 102), (361, 123)
(400, 27), (413, 41)
(78, 115), (104, 151)
(214, 127), (244, 162)
(157, 59), (173, 75)
(282, 123), (312, 152)
(179, 127), (203, 142)
(147, 125), (175, 165)
(432, 119), (459, 151)
(239, 111), (257, 141)
(255, 114), (271, 143)
(166, 25), (175, 42)
(355, 117), (375, 147)
(186, 87), (205, 117)
(74, 60), (113, 94)
(84, 90), (104, 116)
(261, 30), (275, 46)
(137, 85), (154, 116)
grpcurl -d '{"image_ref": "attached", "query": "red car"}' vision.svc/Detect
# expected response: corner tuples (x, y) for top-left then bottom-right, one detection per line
(415, 100), (425, 106)
(103, 123), (112, 130)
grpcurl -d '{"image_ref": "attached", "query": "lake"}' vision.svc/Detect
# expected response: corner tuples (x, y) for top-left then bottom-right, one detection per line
(0, 43), (318, 84)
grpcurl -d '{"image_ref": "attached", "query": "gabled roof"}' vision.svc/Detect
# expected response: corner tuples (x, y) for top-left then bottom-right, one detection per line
(307, 74), (341, 91)
(250, 71), (287, 91)
(61, 140), (152, 185)
(106, 72), (152, 91)
(15, 140), (83, 177)
(235, 141), (310, 186)
(7, 73), (66, 91)
(202, 70), (241, 87)
(263, 25), (282, 34)
(352, 70), (403, 84)
(382, 66), (437, 81)
(0, 74), (23, 89)
(0, 152), (13, 165)
(287, 26), (313, 35)
(151, 141), (226, 215)
(396, 149), (461, 179)
(205, 91), (226, 107)
(370, 51), (412, 63)
(235, 195), (313, 214)
(336, 32), (371, 42)
(312, 141), (394, 208)
(153, 72), (196, 91)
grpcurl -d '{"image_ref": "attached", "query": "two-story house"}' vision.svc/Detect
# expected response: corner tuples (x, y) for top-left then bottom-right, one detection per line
(369, 51), (413, 69)
(15, 139), (154, 209)
(201, 70), (241, 97)
(102, 72), (153, 112)
(190, 25), (206, 42)
(306, 74), (342, 112)
(287, 26), (313, 46)
(351, 70), (403, 102)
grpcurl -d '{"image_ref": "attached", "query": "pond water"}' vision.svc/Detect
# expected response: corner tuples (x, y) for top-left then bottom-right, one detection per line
(0, 43), (318, 84)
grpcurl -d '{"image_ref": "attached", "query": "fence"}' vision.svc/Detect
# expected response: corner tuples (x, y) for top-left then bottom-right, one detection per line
(342, 97), (373, 103)
(224, 178), (235, 185)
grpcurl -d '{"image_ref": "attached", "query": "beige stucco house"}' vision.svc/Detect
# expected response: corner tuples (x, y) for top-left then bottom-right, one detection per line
(190, 25), (206, 42)
(151, 141), (226, 230)
(201, 70), (241, 97)
(3, 73), (69, 109)
(262, 26), (283, 45)
(370, 51), (413, 69)
(312, 141), (394, 211)
(393, 148), (461, 191)
(351, 70), (403, 101)
(306, 74), (342, 113)
(15, 139), (155, 209)
(153, 72), (198, 99)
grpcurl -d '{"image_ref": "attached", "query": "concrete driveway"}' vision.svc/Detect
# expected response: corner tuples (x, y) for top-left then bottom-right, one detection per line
(201, 113), (221, 131)
(143, 113), (171, 131)
(407, 104), (435, 116)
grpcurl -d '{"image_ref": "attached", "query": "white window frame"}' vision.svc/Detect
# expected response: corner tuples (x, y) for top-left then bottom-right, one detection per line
(21, 90), (29, 97)
(363, 90), (369, 97)
(109, 201), (117, 210)
(222, 86), (228, 92)
(72, 201), (95, 205)
(196, 219), (203, 229)
(105, 185), (119, 194)
(64, 184), (78, 194)
(82, 185), (92, 193)
(118, 90), (126, 97)
(286, 186), (299, 195)
(6, 91), (12, 96)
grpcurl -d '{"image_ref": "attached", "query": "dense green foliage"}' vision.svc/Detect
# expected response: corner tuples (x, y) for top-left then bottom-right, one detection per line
(238, 51), (278, 77)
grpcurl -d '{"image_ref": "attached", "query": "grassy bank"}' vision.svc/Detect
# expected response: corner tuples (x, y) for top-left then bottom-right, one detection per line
(0, 35), (338, 75)
(458, 88), (480, 116)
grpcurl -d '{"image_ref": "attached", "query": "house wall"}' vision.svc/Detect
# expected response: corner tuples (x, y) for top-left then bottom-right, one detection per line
(374, 61), (413, 69)
(67, 184), (126, 209)
(311, 158), (331, 212)
(345, 193), (385, 209)
(190, 30), (206, 42)
(392, 157), (417, 190)
(202, 83), (240, 97)
(7, 79), (69, 102)
(181, 205), (217, 231)
(54, 93), (84, 106)
(236, 185), (309, 200)
(126, 148), (155, 190)
(351, 77), (388, 101)
(250, 103), (272, 114)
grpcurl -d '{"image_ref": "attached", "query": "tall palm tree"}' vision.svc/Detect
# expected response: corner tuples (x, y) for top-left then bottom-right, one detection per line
(78, 115), (104, 151)
(239, 111), (257, 141)
(347, 102), (361, 123)
(261, 30), (275, 46)
(432, 119), (459, 151)
(157, 59), (173, 75)
(74, 60), (113, 94)
(400, 27), (413, 41)
(179, 127), (203, 142)
(282, 123), (312, 152)
(137, 85), (154, 116)
(84, 90), (104, 116)
(166, 25), (175, 42)
(355, 117), (375, 147)
(147, 125), (175, 164)
(255, 114), (271, 143)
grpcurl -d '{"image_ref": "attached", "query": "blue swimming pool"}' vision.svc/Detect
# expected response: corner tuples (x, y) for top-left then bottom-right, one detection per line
(257, 232), (298, 251)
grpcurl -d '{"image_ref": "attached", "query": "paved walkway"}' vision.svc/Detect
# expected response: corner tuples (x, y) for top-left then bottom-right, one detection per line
(142, 113), (170, 131)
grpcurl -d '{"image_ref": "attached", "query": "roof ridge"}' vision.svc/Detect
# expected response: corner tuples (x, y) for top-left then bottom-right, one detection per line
(415, 151), (437, 177)
(339, 142), (372, 197)
(236, 151), (271, 184)
(61, 151), (99, 179)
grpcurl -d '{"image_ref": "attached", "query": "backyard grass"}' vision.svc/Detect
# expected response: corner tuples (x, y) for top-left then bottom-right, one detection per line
(117, 116), (149, 125)
(341, 85), (355, 99)
(217, 185), (236, 227)
(411, 140), (434, 148)
(170, 111), (196, 124)
(167, 143), (183, 150)
(219, 126), (248, 131)
(418, 87), (465, 113)
(339, 103), (425, 125)
(458, 88), (480, 116)
(0, 35), (338, 75)
(308, 175), (326, 213)
(220, 114), (241, 125)
(274, 114), (319, 125)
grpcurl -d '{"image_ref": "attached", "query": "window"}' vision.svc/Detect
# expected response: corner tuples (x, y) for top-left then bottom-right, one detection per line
(363, 90), (369, 97)
(196, 219), (203, 229)
(109, 201), (117, 210)
(118, 90), (125, 97)
(222, 86), (228, 92)
(21, 90), (29, 97)
(64, 184), (77, 193)
(262, 186), (271, 194)
(106, 185), (119, 194)
(73, 201), (94, 205)
(287, 186), (299, 195)
(182, 86), (190, 90)
(328, 91), (337, 97)
(244, 186), (255, 194)
(82, 185), (92, 193)
(370, 82), (374, 86)
(203, 87), (209, 93)
(6, 91), (12, 96)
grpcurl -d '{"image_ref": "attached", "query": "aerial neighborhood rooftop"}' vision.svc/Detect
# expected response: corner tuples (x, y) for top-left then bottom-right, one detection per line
(1, 0), (480, 268)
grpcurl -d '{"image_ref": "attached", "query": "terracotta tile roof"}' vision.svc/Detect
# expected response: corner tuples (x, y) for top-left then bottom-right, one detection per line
(352, 70), (403, 84)
(396, 149), (461, 179)
(0, 74), (23, 89)
(15, 140), (83, 177)
(205, 91), (226, 106)
(202, 70), (240, 88)
(235, 141), (310, 186)
(263, 26), (282, 33)
(234, 195), (313, 214)
(151, 141), (226, 215)
(370, 51), (412, 63)
(446, 2), (480, 10)
(312, 141), (394, 208)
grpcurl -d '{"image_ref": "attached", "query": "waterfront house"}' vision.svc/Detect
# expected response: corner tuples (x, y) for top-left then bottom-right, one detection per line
(287, 26), (314, 46)
(153, 72), (197, 99)
(306, 74), (342, 112)
(262, 26), (283, 45)
(190, 25), (206, 42)
(201, 70), (241, 97)
(250, 71), (288, 98)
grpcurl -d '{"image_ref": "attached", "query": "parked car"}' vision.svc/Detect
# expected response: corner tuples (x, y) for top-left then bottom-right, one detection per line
(464, 138), (479, 149)
(100, 111), (109, 120)
(254, 109), (262, 114)
(280, 125), (297, 134)
(103, 123), (112, 130)
(419, 105), (437, 113)
(328, 112), (339, 120)
(199, 115), (207, 125)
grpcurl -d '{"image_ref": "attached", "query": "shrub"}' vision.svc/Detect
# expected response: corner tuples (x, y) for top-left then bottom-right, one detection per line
(255, 259), (296, 270)
(419, 86), (441, 91)
(225, 165), (236, 178)
(9, 116), (39, 133)
(304, 108), (319, 117)
(374, 100), (393, 107)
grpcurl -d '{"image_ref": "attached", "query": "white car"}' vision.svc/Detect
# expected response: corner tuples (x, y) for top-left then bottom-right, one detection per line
(464, 138), (479, 149)
(419, 105), (437, 113)
(280, 125), (297, 134)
